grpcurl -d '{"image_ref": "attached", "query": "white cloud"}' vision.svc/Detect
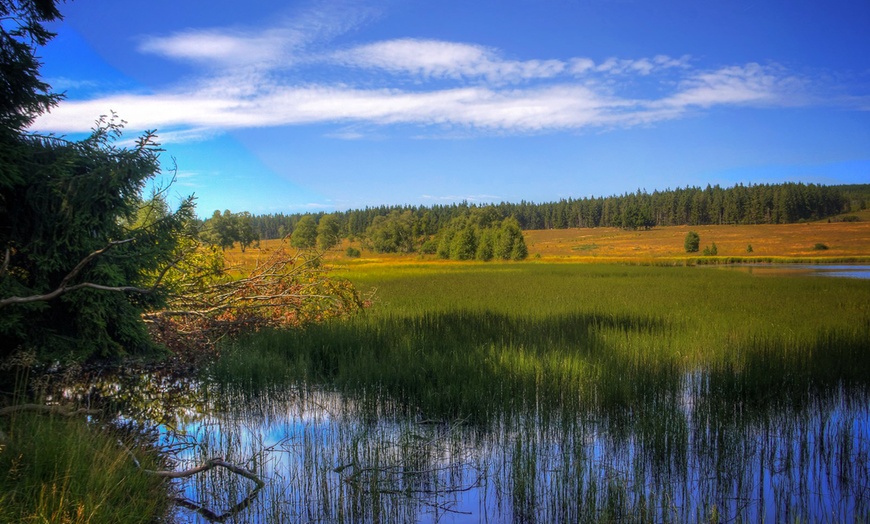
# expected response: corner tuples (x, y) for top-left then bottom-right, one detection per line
(138, 30), (289, 66)
(137, 2), (376, 70)
(569, 57), (595, 75)
(658, 63), (804, 109)
(332, 39), (565, 83)
(590, 55), (690, 76)
(32, 66), (806, 137)
(30, 7), (812, 141)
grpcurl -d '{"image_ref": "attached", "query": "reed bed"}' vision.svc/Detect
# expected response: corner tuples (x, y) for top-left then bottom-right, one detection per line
(213, 263), (870, 417)
(198, 263), (870, 522)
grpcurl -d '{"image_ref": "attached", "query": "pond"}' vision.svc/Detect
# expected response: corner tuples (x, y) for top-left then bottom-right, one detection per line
(87, 374), (869, 523)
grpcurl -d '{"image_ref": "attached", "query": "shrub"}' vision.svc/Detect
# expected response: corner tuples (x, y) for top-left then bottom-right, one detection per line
(702, 242), (718, 256)
(684, 231), (700, 253)
(746, 244), (753, 253)
(420, 238), (438, 254)
(345, 247), (361, 258)
(813, 243), (829, 250)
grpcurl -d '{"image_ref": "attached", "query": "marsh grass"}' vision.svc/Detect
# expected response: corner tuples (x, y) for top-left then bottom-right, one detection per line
(0, 413), (169, 523)
(212, 263), (870, 427)
(199, 263), (870, 521)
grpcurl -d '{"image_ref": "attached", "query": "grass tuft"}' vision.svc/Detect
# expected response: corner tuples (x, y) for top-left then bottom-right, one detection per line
(0, 414), (169, 524)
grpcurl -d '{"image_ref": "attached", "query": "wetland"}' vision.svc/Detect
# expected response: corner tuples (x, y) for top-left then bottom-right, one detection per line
(64, 263), (870, 523)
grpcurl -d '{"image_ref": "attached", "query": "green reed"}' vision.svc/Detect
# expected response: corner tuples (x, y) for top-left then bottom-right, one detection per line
(200, 263), (870, 521)
(213, 263), (870, 421)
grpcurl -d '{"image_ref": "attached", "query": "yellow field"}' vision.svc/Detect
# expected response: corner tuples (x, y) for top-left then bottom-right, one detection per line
(225, 211), (870, 269)
(524, 220), (870, 260)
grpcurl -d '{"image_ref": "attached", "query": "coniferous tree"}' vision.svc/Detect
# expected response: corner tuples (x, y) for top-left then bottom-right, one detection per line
(684, 231), (701, 253)
(0, 1), (196, 361)
(450, 226), (477, 261)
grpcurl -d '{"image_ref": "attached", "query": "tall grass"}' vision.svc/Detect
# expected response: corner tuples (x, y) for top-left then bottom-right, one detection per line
(202, 262), (870, 521)
(0, 413), (169, 523)
(213, 263), (870, 415)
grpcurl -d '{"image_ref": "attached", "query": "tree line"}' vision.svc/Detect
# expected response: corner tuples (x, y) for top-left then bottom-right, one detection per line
(232, 182), (868, 249)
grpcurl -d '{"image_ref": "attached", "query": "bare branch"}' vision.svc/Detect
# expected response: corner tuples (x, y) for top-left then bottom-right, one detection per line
(119, 440), (265, 522)
(147, 246), (365, 357)
(58, 239), (135, 290)
(0, 239), (150, 309)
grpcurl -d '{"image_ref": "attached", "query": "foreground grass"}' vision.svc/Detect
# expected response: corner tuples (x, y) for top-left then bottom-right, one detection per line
(0, 414), (169, 524)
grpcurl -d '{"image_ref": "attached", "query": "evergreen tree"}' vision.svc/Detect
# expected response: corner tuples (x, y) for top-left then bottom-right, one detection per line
(476, 228), (496, 261)
(0, 1), (196, 361)
(450, 226), (477, 261)
(497, 217), (527, 260)
(684, 231), (700, 253)
(0, 0), (62, 136)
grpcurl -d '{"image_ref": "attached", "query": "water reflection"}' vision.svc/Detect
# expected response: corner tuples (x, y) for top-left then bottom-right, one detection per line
(149, 380), (869, 523)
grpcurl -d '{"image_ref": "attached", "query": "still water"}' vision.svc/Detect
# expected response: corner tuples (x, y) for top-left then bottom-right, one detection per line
(723, 264), (870, 280)
(146, 379), (870, 523)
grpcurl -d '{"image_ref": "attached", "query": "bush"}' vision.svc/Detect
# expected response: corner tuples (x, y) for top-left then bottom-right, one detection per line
(420, 238), (438, 254)
(702, 242), (718, 256)
(684, 231), (700, 253)
(746, 244), (753, 253)
(345, 247), (361, 258)
(813, 243), (829, 250)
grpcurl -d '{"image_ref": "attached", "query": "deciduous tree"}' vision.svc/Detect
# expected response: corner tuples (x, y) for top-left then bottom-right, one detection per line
(290, 215), (318, 249)
(317, 213), (341, 250)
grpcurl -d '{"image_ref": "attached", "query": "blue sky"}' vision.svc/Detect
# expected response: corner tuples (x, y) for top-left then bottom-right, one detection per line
(32, 0), (870, 217)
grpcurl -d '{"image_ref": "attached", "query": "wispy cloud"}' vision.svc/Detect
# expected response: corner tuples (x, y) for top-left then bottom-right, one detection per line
(139, 29), (291, 67)
(331, 39), (694, 85)
(35, 64), (801, 135)
(32, 6), (817, 141)
(331, 39), (565, 83)
(590, 55), (691, 76)
(659, 63), (806, 109)
(137, 1), (376, 70)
